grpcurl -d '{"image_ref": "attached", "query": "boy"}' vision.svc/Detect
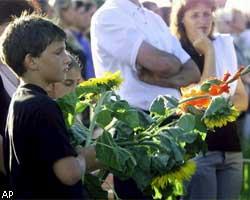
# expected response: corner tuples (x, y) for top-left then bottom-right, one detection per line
(0, 0), (37, 194)
(0, 14), (88, 199)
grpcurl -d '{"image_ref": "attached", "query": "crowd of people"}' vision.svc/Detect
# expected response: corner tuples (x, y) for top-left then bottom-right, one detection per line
(0, 0), (250, 199)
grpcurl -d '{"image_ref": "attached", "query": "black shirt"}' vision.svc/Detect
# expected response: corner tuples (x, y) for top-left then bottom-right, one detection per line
(4, 84), (86, 199)
(181, 39), (241, 152)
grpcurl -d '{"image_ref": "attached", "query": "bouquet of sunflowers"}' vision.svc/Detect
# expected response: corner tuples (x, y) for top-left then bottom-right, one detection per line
(178, 67), (249, 129)
(56, 67), (249, 199)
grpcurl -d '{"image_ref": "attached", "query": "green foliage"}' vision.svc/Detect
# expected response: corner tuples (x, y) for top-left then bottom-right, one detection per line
(96, 131), (137, 178)
(203, 97), (230, 119)
(178, 114), (196, 132)
(84, 173), (108, 199)
(200, 79), (223, 92)
(150, 95), (167, 115)
(56, 72), (238, 199)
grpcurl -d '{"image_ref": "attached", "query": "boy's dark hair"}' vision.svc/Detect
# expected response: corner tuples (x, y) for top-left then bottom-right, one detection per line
(0, 14), (66, 77)
(0, 0), (40, 25)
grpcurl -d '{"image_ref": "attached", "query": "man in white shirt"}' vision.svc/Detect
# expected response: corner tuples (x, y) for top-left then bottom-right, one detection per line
(91, 0), (200, 198)
(91, 0), (200, 111)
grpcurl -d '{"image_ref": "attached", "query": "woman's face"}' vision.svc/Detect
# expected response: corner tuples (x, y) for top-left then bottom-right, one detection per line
(182, 3), (213, 41)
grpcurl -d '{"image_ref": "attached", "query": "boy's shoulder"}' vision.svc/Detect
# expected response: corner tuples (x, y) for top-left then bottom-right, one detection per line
(13, 84), (58, 114)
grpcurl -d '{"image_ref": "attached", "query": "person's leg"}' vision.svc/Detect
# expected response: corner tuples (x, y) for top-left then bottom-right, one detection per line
(183, 151), (223, 200)
(217, 152), (243, 200)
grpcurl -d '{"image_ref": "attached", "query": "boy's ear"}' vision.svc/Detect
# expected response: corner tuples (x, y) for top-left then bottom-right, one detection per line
(23, 54), (38, 71)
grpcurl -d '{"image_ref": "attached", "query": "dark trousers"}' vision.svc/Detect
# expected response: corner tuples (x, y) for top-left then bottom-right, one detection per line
(113, 177), (152, 200)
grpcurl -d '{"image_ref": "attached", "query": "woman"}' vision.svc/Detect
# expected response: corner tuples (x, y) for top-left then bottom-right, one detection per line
(170, 0), (248, 199)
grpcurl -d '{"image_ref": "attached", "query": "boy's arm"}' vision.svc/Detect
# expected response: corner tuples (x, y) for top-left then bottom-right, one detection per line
(53, 146), (101, 185)
(53, 156), (85, 186)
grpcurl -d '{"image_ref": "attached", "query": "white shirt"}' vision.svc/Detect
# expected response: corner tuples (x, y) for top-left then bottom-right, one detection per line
(0, 64), (19, 97)
(213, 34), (237, 96)
(91, 0), (190, 110)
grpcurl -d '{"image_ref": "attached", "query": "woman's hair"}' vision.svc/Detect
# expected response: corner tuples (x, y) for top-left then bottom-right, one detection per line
(68, 53), (82, 71)
(170, 0), (216, 41)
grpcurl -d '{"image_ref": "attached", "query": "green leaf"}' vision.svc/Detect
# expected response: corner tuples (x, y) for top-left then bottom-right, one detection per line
(150, 96), (166, 115)
(84, 173), (108, 199)
(207, 79), (223, 85)
(151, 153), (170, 173)
(69, 120), (89, 145)
(164, 95), (179, 109)
(96, 109), (113, 128)
(137, 109), (154, 128)
(200, 79), (222, 92)
(67, 113), (75, 127)
(200, 82), (211, 92)
(57, 92), (78, 127)
(203, 97), (228, 118)
(131, 147), (151, 172)
(166, 127), (197, 144)
(170, 141), (184, 163)
(178, 131), (197, 144)
(113, 121), (134, 140)
(132, 168), (154, 191)
(114, 109), (141, 129)
(159, 133), (172, 152)
(186, 105), (203, 115)
(96, 131), (121, 169)
(130, 147), (153, 190)
(96, 132), (136, 176)
(177, 113), (196, 132)
(116, 147), (137, 177)
(110, 100), (130, 112)
(166, 127), (184, 138)
(185, 133), (207, 157)
(194, 114), (207, 133)
(160, 136), (184, 164)
(75, 101), (88, 113)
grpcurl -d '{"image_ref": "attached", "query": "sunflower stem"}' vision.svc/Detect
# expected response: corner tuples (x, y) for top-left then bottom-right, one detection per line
(178, 95), (211, 105)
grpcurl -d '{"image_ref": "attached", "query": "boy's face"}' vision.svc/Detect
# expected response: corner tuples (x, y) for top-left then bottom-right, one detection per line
(34, 40), (70, 84)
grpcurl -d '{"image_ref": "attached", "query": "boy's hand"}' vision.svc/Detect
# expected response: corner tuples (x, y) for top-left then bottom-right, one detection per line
(76, 145), (101, 172)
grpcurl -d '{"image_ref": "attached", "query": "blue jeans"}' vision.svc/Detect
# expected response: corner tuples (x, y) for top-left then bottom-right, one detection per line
(183, 151), (243, 200)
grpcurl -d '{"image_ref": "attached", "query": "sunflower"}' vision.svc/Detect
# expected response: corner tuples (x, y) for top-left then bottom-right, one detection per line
(79, 71), (123, 89)
(76, 71), (123, 97)
(204, 106), (239, 129)
(151, 160), (196, 190)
